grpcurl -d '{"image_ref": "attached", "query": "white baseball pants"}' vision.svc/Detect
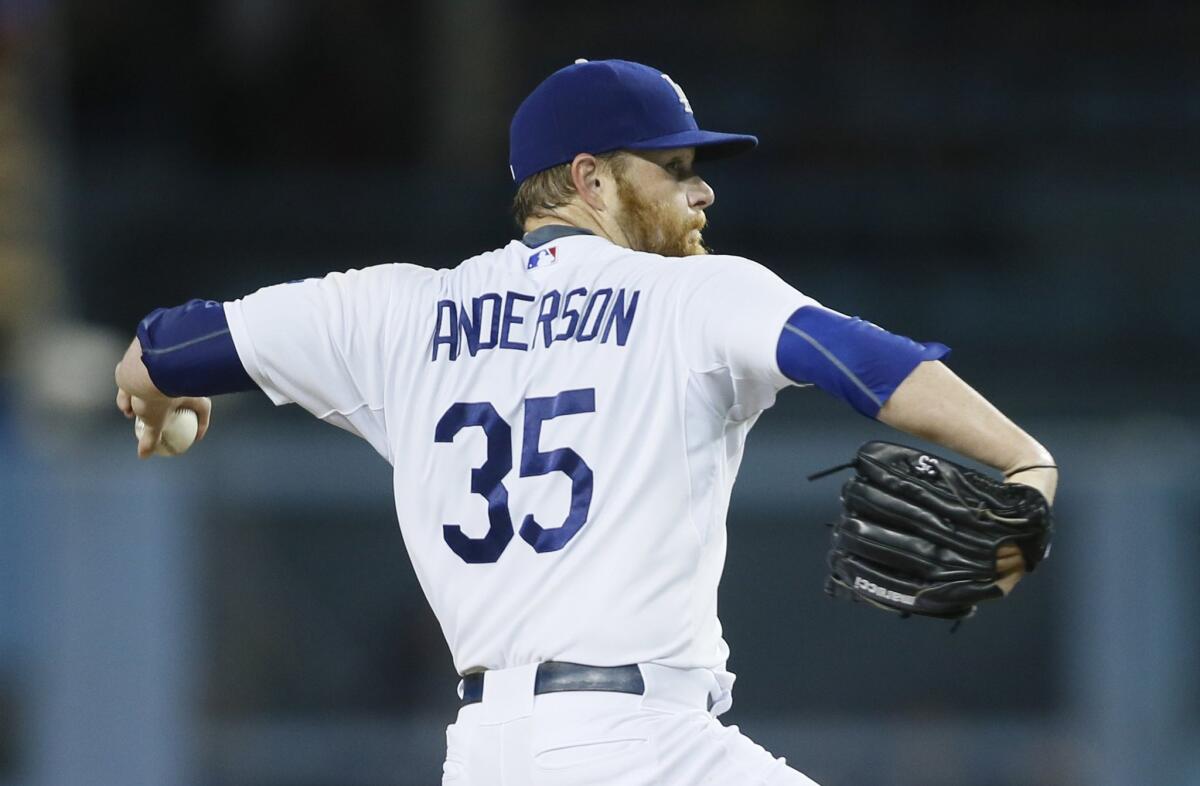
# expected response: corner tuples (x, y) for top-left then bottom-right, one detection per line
(441, 663), (820, 786)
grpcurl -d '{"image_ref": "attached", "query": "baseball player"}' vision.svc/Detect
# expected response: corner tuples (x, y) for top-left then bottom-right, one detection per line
(114, 59), (1057, 785)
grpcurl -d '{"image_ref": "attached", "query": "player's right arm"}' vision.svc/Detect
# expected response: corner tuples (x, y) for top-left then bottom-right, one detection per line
(873, 360), (1057, 594)
(875, 360), (1057, 503)
(682, 254), (1055, 592)
(680, 254), (950, 423)
(683, 255), (1054, 496)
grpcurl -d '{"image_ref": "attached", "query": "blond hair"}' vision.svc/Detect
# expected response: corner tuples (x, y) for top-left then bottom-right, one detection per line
(512, 152), (626, 228)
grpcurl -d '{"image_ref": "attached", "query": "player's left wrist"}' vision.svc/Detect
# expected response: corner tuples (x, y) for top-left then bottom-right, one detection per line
(115, 338), (169, 401)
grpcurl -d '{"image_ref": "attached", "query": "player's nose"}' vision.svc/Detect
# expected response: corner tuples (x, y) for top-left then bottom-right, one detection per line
(688, 178), (715, 210)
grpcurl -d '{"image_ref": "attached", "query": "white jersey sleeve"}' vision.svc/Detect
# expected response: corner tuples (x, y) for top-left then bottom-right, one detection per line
(677, 255), (818, 419)
(224, 263), (434, 460)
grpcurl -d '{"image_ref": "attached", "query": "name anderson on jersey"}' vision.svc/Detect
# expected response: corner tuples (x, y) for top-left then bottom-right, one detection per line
(431, 287), (641, 361)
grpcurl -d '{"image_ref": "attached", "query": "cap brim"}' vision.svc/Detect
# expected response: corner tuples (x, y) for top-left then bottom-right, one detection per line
(624, 129), (758, 161)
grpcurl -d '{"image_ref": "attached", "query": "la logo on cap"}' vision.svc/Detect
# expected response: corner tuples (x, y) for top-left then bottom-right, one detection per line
(660, 73), (693, 114)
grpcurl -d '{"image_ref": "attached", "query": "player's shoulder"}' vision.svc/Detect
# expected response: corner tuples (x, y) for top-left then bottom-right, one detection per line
(677, 253), (773, 280)
(324, 262), (442, 311)
(438, 241), (526, 280)
(325, 261), (441, 287)
(350, 254), (506, 298)
(628, 252), (784, 296)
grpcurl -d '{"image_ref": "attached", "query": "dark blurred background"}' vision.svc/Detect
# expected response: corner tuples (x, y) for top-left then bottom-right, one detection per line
(1, 2), (1198, 785)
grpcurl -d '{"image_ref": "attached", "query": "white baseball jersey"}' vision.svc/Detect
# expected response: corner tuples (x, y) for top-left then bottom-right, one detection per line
(224, 231), (817, 701)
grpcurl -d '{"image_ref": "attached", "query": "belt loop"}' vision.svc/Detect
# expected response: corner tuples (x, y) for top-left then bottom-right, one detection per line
(637, 664), (718, 713)
(478, 663), (538, 726)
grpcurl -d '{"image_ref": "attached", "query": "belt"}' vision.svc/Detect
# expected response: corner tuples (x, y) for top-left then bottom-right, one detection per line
(461, 661), (644, 706)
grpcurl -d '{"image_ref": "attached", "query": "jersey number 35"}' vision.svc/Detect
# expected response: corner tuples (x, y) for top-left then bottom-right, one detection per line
(434, 388), (595, 564)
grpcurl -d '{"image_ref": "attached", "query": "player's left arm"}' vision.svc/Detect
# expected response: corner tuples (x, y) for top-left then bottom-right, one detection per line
(115, 294), (267, 456)
(115, 335), (215, 458)
(116, 265), (428, 461)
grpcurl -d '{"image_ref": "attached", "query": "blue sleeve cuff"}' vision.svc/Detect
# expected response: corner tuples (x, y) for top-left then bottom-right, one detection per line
(775, 306), (950, 418)
(137, 299), (257, 397)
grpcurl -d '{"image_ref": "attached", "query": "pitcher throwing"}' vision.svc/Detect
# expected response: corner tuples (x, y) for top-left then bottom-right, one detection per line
(115, 59), (1057, 785)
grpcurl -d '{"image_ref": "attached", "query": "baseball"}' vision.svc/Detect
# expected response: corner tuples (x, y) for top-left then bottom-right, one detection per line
(134, 408), (199, 456)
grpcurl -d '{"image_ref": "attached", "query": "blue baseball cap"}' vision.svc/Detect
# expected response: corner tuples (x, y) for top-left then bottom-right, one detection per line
(509, 59), (758, 183)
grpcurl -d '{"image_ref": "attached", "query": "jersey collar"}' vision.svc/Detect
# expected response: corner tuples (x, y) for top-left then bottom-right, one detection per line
(521, 225), (595, 248)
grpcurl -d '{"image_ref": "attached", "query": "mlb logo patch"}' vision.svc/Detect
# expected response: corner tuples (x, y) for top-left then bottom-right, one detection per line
(527, 246), (557, 269)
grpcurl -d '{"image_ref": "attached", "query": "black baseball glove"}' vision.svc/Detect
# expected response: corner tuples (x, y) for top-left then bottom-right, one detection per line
(819, 441), (1054, 621)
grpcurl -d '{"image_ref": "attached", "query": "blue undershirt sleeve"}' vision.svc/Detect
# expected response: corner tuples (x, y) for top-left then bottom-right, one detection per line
(775, 305), (950, 418)
(137, 299), (258, 397)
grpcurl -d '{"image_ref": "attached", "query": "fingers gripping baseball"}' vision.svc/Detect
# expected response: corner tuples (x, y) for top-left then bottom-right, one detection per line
(122, 394), (211, 458)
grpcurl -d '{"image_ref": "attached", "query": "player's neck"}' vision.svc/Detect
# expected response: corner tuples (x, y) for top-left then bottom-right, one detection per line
(524, 207), (630, 249)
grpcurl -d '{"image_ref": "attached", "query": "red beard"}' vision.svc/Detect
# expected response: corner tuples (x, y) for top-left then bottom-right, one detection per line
(615, 175), (709, 257)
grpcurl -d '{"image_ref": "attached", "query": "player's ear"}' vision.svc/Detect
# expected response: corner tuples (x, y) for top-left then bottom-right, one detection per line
(569, 153), (608, 211)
